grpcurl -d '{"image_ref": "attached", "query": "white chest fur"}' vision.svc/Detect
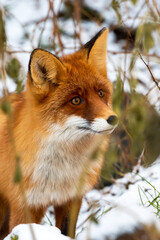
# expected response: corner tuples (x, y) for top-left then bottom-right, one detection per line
(26, 133), (99, 207)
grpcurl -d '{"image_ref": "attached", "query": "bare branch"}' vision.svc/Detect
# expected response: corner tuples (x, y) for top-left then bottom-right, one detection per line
(138, 51), (160, 91)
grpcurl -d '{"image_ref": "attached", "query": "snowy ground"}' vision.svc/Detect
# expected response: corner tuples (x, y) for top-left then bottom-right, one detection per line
(4, 224), (71, 240)
(77, 159), (160, 239)
(1, 0), (160, 239)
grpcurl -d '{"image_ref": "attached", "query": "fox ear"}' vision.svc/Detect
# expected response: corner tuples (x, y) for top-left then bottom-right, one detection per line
(28, 49), (65, 98)
(81, 28), (108, 77)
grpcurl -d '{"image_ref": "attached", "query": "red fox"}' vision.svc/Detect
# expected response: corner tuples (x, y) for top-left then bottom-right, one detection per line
(0, 28), (118, 239)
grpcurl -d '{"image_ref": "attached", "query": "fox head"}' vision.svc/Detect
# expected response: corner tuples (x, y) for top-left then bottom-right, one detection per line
(27, 28), (118, 141)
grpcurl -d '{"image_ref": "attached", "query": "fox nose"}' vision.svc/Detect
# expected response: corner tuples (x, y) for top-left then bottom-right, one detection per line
(107, 115), (118, 126)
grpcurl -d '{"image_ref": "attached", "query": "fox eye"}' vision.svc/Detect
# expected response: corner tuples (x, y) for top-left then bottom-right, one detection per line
(71, 96), (81, 105)
(98, 89), (104, 98)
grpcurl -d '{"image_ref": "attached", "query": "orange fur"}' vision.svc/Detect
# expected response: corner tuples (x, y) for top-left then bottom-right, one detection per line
(0, 28), (118, 238)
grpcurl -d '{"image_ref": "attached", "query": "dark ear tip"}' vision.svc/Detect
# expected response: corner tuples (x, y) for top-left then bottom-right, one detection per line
(28, 48), (43, 75)
(82, 27), (108, 58)
(28, 48), (64, 76)
(98, 27), (107, 34)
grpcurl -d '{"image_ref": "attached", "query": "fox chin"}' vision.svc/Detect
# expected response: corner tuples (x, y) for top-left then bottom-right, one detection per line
(0, 27), (118, 239)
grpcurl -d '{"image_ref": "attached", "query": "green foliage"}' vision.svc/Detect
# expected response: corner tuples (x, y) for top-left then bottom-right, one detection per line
(112, 73), (124, 116)
(23, 31), (30, 40)
(6, 58), (24, 93)
(131, 0), (138, 5)
(1, 99), (12, 115)
(125, 92), (160, 164)
(14, 155), (22, 183)
(111, 0), (121, 21)
(101, 79), (160, 183)
(6, 58), (21, 81)
(11, 235), (19, 240)
(0, 9), (6, 53)
(138, 176), (160, 217)
(45, 214), (53, 226)
(14, 164), (22, 183)
(136, 22), (155, 52)
(129, 51), (138, 74)
(89, 214), (99, 224)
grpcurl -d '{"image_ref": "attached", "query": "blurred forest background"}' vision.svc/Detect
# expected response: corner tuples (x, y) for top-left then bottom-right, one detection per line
(0, 0), (160, 186)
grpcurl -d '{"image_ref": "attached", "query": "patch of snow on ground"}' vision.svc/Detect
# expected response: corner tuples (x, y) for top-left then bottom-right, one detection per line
(4, 224), (71, 240)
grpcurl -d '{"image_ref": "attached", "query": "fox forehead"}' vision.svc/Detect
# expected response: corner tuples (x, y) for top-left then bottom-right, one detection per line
(48, 58), (113, 101)
(46, 71), (112, 111)
(62, 56), (112, 89)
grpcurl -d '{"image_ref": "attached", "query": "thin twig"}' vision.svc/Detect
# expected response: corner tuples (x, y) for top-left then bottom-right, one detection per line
(152, 0), (160, 16)
(6, 50), (31, 54)
(74, 0), (82, 46)
(138, 51), (160, 91)
(37, 5), (51, 47)
(108, 50), (160, 59)
(49, 0), (64, 55)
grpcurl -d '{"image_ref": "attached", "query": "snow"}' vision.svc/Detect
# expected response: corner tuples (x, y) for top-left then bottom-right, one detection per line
(76, 159), (160, 240)
(4, 224), (71, 240)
